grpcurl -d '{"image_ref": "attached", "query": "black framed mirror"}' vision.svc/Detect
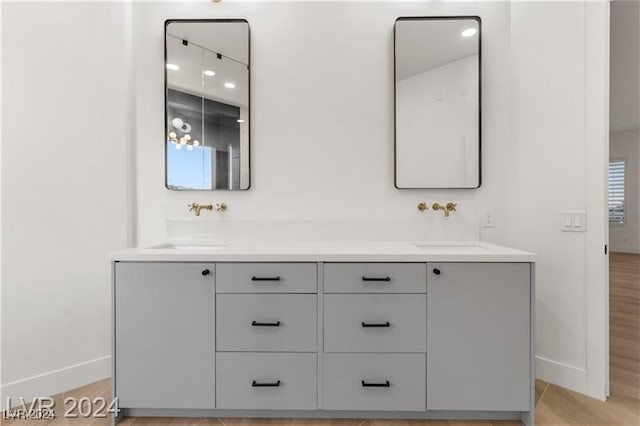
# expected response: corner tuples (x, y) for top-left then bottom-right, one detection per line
(394, 16), (481, 189)
(165, 19), (250, 190)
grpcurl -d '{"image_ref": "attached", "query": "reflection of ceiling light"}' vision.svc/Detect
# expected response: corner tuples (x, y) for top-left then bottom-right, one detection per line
(171, 117), (192, 133)
(224, 82), (236, 89)
(166, 63), (180, 70)
(204, 70), (216, 77)
(237, 119), (245, 123)
(461, 28), (477, 37)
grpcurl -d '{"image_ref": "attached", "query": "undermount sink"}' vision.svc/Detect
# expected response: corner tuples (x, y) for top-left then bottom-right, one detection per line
(149, 243), (228, 250)
(412, 242), (488, 250)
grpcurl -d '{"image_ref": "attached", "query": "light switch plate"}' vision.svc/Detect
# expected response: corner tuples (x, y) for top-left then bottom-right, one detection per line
(560, 211), (586, 232)
(481, 210), (496, 228)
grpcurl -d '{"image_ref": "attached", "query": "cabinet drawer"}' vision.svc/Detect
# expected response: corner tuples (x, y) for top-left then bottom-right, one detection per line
(217, 294), (317, 352)
(216, 263), (317, 293)
(324, 294), (426, 352)
(324, 354), (425, 411)
(216, 353), (317, 410)
(324, 263), (426, 293)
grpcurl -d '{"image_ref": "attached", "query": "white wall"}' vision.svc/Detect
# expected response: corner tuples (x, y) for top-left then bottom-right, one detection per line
(133, 1), (512, 247)
(508, 1), (609, 399)
(610, 130), (640, 253)
(1, 1), (130, 406)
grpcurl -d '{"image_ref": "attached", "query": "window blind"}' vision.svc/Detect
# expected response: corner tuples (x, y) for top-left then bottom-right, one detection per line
(609, 160), (625, 224)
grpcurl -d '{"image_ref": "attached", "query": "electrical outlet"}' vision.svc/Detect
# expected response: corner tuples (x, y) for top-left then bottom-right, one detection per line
(481, 210), (496, 228)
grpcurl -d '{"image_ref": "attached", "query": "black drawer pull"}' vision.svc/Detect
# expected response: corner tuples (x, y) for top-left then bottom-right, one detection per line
(251, 320), (281, 327)
(252, 380), (281, 387)
(432, 268), (441, 275)
(362, 276), (391, 282)
(361, 321), (391, 328)
(361, 380), (390, 388)
(251, 276), (281, 282)
(201, 269), (211, 276)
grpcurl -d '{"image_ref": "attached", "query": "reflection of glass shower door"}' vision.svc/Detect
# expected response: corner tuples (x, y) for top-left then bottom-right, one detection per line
(211, 148), (230, 190)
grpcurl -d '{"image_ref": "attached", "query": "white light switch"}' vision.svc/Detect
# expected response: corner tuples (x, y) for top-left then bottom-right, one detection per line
(561, 211), (586, 232)
(573, 212), (586, 231)
(481, 210), (496, 228)
(564, 215), (573, 227)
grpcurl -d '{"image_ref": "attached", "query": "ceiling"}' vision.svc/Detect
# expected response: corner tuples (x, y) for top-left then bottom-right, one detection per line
(166, 21), (249, 107)
(167, 21), (249, 64)
(395, 19), (479, 81)
(610, 0), (640, 133)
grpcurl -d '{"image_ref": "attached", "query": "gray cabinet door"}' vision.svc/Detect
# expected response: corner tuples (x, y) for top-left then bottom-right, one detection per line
(115, 262), (215, 409)
(426, 262), (531, 411)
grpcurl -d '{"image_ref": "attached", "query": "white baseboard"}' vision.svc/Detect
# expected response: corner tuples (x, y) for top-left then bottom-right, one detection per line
(1, 356), (111, 411)
(536, 356), (587, 395)
(610, 246), (640, 254)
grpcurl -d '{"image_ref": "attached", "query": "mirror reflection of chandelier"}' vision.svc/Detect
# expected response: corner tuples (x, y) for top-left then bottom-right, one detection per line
(167, 117), (200, 151)
(167, 131), (200, 151)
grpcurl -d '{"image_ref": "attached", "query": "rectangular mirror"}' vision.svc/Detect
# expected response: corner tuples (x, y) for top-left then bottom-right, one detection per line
(394, 17), (481, 189)
(165, 19), (250, 190)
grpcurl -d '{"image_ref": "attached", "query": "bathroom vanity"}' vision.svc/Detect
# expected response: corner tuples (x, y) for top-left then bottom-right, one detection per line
(110, 241), (535, 425)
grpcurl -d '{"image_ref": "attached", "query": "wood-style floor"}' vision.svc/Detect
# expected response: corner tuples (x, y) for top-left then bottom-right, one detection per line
(3, 253), (639, 425)
(610, 252), (640, 405)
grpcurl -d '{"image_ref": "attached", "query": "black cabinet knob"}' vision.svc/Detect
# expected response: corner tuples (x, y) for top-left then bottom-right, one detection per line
(201, 269), (211, 276)
(433, 268), (441, 275)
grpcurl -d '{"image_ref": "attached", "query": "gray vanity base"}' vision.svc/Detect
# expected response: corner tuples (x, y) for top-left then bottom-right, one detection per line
(112, 260), (534, 426)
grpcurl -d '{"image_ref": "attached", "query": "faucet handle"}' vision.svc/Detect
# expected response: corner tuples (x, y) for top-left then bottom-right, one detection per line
(188, 203), (197, 211)
(216, 203), (227, 212)
(417, 202), (428, 212)
(446, 202), (457, 211)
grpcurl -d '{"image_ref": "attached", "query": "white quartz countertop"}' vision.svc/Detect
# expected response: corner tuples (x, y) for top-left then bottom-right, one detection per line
(110, 241), (535, 263)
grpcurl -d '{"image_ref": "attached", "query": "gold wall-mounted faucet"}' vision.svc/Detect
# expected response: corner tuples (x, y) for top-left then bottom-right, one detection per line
(188, 202), (227, 216)
(432, 202), (457, 217)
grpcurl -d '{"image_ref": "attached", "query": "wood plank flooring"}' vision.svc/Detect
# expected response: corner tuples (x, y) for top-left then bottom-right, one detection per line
(3, 253), (639, 425)
(609, 252), (640, 405)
